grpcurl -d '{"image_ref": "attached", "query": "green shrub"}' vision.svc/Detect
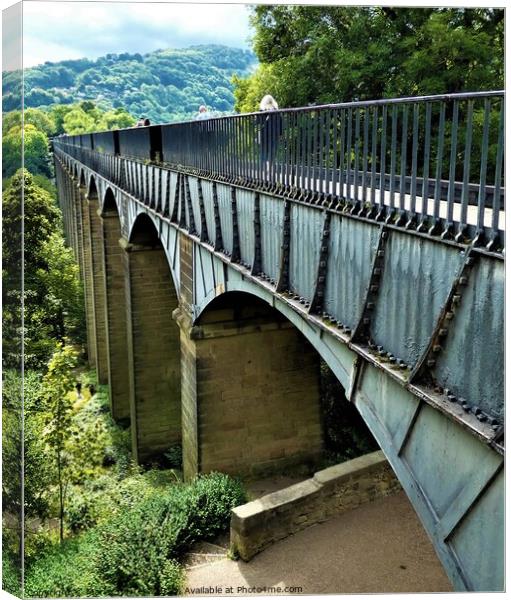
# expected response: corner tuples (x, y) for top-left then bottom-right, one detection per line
(2, 550), (22, 597)
(164, 444), (183, 469)
(26, 473), (245, 597)
(160, 559), (185, 595)
(95, 473), (246, 596)
(97, 493), (178, 596)
(24, 531), (105, 598)
(66, 469), (173, 533)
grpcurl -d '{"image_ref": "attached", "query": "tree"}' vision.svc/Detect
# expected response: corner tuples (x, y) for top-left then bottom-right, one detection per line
(2, 170), (62, 368)
(41, 344), (79, 542)
(2, 369), (52, 578)
(62, 107), (96, 134)
(234, 7), (504, 110)
(2, 124), (52, 179)
(37, 233), (86, 345)
(97, 108), (136, 130)
(2, 107), (56, 137)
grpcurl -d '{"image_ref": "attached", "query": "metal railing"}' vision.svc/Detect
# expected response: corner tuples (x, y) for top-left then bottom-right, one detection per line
(54, 91), (505, 250)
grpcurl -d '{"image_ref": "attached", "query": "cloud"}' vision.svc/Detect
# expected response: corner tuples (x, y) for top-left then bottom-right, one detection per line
(22, 1), (253, 67)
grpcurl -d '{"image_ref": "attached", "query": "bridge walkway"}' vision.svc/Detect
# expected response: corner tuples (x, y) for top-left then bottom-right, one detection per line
(184, 491), (453, 595)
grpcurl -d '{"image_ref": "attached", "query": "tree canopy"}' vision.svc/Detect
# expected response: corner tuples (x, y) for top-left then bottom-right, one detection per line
(233, 7), (504, 111)
(3, 45), (256, 124)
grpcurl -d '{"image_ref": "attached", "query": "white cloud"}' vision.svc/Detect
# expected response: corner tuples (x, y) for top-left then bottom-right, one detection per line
(22, 0), (253, 67)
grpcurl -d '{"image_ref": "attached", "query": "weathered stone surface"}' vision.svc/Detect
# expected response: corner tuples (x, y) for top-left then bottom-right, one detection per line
(101, 213), (130, 420)
(88, 199), (108, 383)
(123, 241), (181, 462)
(230, 450), (402, 561)
(177, 304), (324, 480)
(80, 187), (97, 365)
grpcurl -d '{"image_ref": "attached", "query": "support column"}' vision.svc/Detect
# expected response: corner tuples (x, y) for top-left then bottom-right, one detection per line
(175, 305), (324, 482)
(72, 182), (85, 281)
(87, 199), (108, 384)
(69, 177), (79, 260)
(101, 212), (130, 421)
(122, 239), (181, 462)
(80, 187), (96, 365)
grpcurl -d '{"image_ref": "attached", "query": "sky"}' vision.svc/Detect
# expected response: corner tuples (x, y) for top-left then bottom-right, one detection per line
(20, 0), (253, 69)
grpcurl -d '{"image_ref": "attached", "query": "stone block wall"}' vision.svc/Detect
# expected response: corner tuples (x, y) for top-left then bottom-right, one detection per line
(123, 242), (182, 462)
(230, 450), (401, 561)
(80, 188), (97, 365)
(88, 201), (109, 384)
(177, 308), (324, 480)
(102, 212), (130, 420)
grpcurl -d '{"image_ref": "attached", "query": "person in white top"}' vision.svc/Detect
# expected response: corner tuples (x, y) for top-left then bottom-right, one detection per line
(196, 105), (210, 120)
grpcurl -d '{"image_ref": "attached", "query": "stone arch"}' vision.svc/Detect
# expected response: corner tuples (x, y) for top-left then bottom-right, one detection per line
(127, 208), (179, 292)
(123, 212), (182, 462)
(195, 277), (354, 391)
(179, 289), (325, 479)
(101, 186), (119, 216)
(88, 174), (98, 199)
(79, 168), (86, 187)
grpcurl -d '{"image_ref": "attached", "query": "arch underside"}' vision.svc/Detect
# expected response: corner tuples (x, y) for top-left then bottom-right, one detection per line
(59, 155), (504, 592)
(194, 268), (503, 593)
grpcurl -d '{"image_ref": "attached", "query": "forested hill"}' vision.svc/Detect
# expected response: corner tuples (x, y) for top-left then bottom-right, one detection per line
(3, 45), (256, 123)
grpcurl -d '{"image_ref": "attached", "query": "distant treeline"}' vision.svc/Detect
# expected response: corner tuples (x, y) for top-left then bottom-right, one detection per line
(3, 45), (257, 123)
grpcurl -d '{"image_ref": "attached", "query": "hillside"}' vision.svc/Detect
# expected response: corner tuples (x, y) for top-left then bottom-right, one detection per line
(3, 45), (257, 123)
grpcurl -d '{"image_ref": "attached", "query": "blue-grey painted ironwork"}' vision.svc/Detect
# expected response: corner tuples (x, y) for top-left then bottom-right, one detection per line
(55, 90), (504, 251)
(53, 136), (504, 591)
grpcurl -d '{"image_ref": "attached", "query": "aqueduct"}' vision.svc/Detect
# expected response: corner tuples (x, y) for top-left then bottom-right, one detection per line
(54, 91), (504, 591)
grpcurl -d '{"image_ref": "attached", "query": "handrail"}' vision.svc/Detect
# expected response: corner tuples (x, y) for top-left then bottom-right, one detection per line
(54, 91), (505, 250)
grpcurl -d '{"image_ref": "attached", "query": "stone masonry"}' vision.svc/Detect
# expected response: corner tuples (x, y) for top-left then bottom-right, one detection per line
(101, 211), (130, 421)
(80, 187), (97, 365)
(175, 304), (324, 481)
(230, 450), (402, 561)
(88, 200), (109, 384)
(122, 239), (182, 462)
(72, 183), (85, 282)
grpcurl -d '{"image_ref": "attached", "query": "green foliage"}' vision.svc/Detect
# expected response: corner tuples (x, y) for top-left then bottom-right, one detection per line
(2, 107), (57, 136)
(3, 45), (256, 124)
(32, 174), (57, 199)
(25, 473), (245, 597)
(2, 123), (52, 179)
(95, 473), (245, 596)
(41, 344), (79, 541)
(234, 7), (503, 111)
(2, 547), (22, 597)
(37, 233), (86, 344)
(24, 530), (105, 598)
(164, 443), (183, 469)
(160, 560), (185, 596)
(2, 169), (63, 368)
(3, 370), (52, 523)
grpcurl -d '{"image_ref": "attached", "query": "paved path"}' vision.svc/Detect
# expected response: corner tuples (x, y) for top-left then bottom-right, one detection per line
(185, 491), (453, 595)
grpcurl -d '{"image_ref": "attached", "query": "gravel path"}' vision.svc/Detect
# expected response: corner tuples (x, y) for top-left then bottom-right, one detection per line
(185, 491), (453, 595)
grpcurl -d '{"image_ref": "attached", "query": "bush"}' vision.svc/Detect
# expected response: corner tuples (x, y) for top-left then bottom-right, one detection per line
(66, 469), (174, 533)
(26, 473), (245, 597)
(160, 560), (185, 595)
(164, 443), (183, 469)
(95, 473), (246, 596)
(24, 531), (104, 598)
(2, 550), (22, 597)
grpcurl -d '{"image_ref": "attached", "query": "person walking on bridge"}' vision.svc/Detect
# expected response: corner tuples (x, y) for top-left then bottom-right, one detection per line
(258, 95), (282, 165)
(196, 105), (210, 120)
